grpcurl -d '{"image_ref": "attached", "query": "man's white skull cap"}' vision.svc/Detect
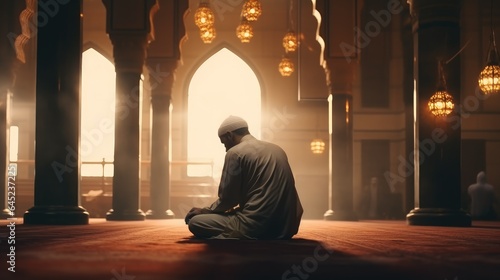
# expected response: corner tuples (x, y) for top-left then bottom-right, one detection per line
(218, 115), (248, 136)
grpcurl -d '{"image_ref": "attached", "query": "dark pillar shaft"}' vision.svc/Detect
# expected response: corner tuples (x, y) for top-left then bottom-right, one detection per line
(401, 4), (415, 214)
(24, 0), (89, 225)
(146, 78), (174, 218)
(145, 59), (176, 218)
(324, 93), (357, 221)
(106, 70), (146, 221)
(105, 35), (147, 221)
(406, 0), (470, 226)
(144, 0), (187, 218)
(102, 0), (158, 221)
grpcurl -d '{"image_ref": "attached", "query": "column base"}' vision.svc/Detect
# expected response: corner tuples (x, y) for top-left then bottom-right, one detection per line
(146, 209), (175, 219)
(324, 209), (358, 221)
(406, 208), (471, 227)
(106, 209), (146, 221)
(24, 206), (89, 225)
(1, 209), (13, 219)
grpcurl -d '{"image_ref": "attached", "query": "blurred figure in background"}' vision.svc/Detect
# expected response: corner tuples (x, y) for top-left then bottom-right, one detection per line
(468, 171), (497, 220)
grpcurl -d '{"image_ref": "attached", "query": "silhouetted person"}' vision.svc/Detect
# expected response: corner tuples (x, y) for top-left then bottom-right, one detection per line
(468, 171), (496, 220)
(185, 115), (303, 239)
(368, 177), (379, 218)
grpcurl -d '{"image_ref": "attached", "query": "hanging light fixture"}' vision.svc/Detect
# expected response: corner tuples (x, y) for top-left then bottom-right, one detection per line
(478, 0), (500, 95)
(282, 0), (298, 52)
(283, 31), (298, 52)
(236, 18), (253, 43)
(428, 91), (455, 117)
(242, 0), (262, 22)
(279, 55), (294, 76)
(194, 1), (215, 28)
(428, 60), (455, 117)
(194, 1), (216, 44)
(310, 139), (325, 154)
(199, 26), (216, 44)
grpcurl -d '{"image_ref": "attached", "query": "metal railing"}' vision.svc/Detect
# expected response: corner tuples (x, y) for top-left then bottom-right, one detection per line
(9, 158), (215, 181)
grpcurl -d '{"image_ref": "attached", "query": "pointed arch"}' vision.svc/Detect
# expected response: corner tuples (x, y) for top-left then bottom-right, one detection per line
(187, 46), (262, 177)
(81, 48), (116, 176)
(83, 41), (114, 64)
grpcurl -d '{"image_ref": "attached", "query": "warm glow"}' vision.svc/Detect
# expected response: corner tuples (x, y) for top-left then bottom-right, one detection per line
(242, 0), (262, 22)
(200, 25), (216, 43)
(345, 99), (350, 123)
(283, 31), (298, 52)
(236, 19), (253, 43)
(194, 3), (215, 28)
(9, 126), (18, 162)
(478, 64), (500, 94)
(188, 48), (261, 177)
(428, 90), (455, 117)
(310, 139), (325, 154)
(81, 48), (116, 176)
(279, 56), (294, 76)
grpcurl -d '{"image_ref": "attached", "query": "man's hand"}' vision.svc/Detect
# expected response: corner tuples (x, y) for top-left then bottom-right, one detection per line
(184, 207), (212, 224)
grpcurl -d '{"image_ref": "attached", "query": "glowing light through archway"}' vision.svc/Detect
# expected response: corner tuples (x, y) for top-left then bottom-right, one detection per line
(188, 48), (261, 177)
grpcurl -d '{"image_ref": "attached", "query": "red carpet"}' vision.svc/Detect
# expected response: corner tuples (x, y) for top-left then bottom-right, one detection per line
(1, 219), (499, 280)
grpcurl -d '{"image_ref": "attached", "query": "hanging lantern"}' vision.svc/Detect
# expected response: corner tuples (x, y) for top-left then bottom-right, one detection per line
(428, 90), (455, 117)
(428, 60), (454, 117)
(478, 59), (500, 95)
(478, 65), (500, 94)
(283, 31), (298, 52)
(279, 56), (294, 76)
(194, 2), (215, 28)
(242, 0), (262, 22)
(236, 18), (253, 43)
(310, 139), (325, 154)
(200, 25), (216, 44)
(478, 1), (500, 95)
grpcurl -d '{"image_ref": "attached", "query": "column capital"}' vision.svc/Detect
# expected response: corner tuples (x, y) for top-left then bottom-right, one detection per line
(110, 34), (149, 73)
(102, 0), (159, 73)
(102, 0), (158, 40)
(145, 58), (177, 98)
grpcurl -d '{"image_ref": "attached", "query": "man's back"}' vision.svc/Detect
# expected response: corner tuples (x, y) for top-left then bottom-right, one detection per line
(224, 135), (303, 239)
(186, 116), (303, 240)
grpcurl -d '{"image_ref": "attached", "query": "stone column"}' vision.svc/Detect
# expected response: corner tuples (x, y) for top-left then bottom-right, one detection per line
(400, 3), (415, 214)
(406, 0), (470, 226)
(324, 92), (357, 221)
(144, 0), (188, 219)
(104, 35), (148, 221)
(145, 59), (176, 219)
(316, 0), (357, 221)
(24, 0), (89, 225)
(103, 0), (158, 221)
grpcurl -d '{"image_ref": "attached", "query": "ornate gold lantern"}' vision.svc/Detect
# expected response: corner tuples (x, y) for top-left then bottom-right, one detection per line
(236, 18), (253, 43)
(200, 26), (216, 44)
(283, 31), (298, 52)
(242, 0), (262, 22)
(278, 56), (294, 76)
(194, 2), (215, 28)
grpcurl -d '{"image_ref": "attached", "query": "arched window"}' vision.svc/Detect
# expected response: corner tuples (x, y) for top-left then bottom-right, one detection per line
(81, 48), (116, 177)
(188, 48), (261, 178)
